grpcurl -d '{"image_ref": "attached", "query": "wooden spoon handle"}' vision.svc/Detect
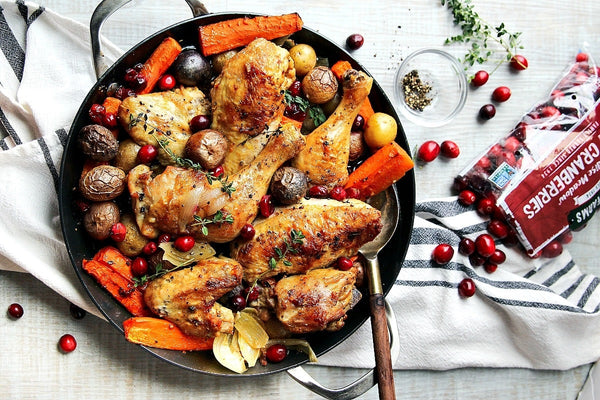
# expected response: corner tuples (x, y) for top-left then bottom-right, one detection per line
(370, 293), (396, 400)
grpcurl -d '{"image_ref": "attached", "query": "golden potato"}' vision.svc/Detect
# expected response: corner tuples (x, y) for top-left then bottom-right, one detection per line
(289, 44), (316, 77)
(363, 112), (397, 148)
(116, 213), (149, 257)
(114, 139), (141, 173)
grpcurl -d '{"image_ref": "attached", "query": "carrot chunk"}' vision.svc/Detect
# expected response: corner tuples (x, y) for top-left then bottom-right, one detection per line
(101, 97), (122, 115)
(344, 141), (414, 200)
(331, 60), (352, 81)
(93, 246), (133, 280)
(198, 13), (303, 56)
(138, 37), (182, 94)
(123, 317), (214, 351)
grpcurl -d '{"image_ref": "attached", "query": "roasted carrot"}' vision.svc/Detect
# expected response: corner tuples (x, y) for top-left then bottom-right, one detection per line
(93, 246), (133, 280)
(331, 60), (352, 81)
(281, 115), (303, 131)
(344, 141), (414, 200)
(82, 259), (152, 317)
(138, 37), (182, 94)
(123, 317), (214, 351)
(358, 96), (375, 122)
(198, 13), (303, 57)
(102, 97), (122, 115)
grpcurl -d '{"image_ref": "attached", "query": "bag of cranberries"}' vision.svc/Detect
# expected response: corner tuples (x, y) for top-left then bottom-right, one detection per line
(457, 51), (600, 257)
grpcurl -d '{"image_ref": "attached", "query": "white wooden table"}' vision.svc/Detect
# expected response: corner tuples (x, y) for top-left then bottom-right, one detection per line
(1, 0), (598, 398)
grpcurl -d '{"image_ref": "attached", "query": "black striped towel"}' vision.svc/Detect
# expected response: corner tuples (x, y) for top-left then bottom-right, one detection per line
(0, 0), (598, 371)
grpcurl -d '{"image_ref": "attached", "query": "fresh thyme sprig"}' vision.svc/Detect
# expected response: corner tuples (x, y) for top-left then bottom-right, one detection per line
(441, 0), (523, 77)
(128, 112), (236, 196)
(132, 262), (189, 287)
(268, 228), (305, 269)
(191, 210), (234, 236)
(284, 91), (326, 127)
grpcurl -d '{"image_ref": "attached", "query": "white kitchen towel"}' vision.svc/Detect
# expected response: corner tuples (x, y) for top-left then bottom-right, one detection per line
(0, 0), (599, 371)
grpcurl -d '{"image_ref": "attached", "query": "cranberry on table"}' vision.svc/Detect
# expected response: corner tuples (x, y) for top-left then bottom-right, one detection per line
(440, 140), (460, 159)
(189, 114), (211, 132)
(330, 186), (347, 201)
(484, 261), (498, 274)
(432, 243), (454, 265)
(158, 74), (176, 91)
(458, 237), (475, 256)
(137, 144), (158, 164)
(174, 236), (195, 252)
(266, 344), (288, 363)
(489, 249), (506, 265)
(239, 224), (256, 240)
(487, 219), (509, 239)
(109, 222), (127, 242)
(458, 278), (476, 297)
(458, 189), (477, 206)
(476, 198), (495, 216)
(7, 303), (23, 319)
(230, 295), (246, 312)
(69, 303), (87, 320)
(475, 234), (496, 258)
(417, 140), (440, 162)
(510, 54), (528, 71)
(471, 70), (489, 87)
(576, 52), (589, 62)
(558, 230), (573, 244)
(58, 334), (77, 353)
(308, 185), (329, 198)
(479, 104), (496, 120)
(492, 86), (511, 102)
(346, 33), (365, 50)
(131, 257), (149, 277)
(469, 253), (486, 267)
(337, 256), (354, 271)
(259, 194), (274, 217)
(542, 240), (563, 258)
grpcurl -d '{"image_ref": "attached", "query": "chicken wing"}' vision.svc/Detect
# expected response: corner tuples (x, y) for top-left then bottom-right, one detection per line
(231, 198), (382, 282)
(118, 86), (211, 165)
(292, 69), (373, 188)
(143, 257), (243, 338)
(274, 268), (359, 334)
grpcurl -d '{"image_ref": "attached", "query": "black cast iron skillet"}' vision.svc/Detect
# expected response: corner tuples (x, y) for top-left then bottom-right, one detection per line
(58, 0), (415, 397)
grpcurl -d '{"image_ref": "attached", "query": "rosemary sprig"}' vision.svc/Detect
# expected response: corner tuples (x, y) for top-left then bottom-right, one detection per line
(441, 0), (523, 77)
(191, 210), (234, 236)
(128, 112), (236, 196)
(284, 91), (326, 127)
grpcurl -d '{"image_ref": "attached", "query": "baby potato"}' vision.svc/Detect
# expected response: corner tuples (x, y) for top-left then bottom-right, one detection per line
(116, 213), (149, 257)
(363, 112), (397, 149)
(289, 44), (317, 77)
(114, 139), (141, 173)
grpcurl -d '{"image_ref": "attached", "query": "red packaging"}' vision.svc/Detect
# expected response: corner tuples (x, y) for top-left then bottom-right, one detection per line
(458, 53), (600, 256)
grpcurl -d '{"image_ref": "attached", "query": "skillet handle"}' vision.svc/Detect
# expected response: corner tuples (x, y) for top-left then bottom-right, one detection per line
(286, 300), (400, 400)
(90, 0), (209, 78)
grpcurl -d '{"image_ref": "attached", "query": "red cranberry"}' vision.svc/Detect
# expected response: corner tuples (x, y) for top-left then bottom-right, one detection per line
(230, 295), (246, 312)
(346, 187), (361, 199)
(576, 52), (589, 62)
(487, 219), (509, 239)
(337, 256), (354, 271)
(492, 86), (511, 102)
(346, 34), (365, 50)
(288, 80), (302, 97)
(489, 249), (506, 265)
(469, 253), (486, 267)
(503, 136), (521, 152)
(210, 165), (224, 178)
(115, 86), (136, 99)
(75, 198), (90, 213)
(458, 278), (476, 297)
(330, 186), (347, 201)
(266, 344), (288, 363)
(452, 175), (469, 193)
(479, 104), (496, 120)
(475, 234), (496, 257)
(259, 194), (274, 217)
(541, 106), (560, 119)
(484, 262), (498, 273)
(440, 140), (460, 158)
(88, 104), (105, 124)
(514, 122), (528, 141)
(417, 140), (440, 162)
(471, 70), (489, 87)
(69, 303), (86, 320)
(353, 114), (365, 131)
(142, 241), (158, 256)
(308, 185), (329, 198)
(58, 334), (77, 353)
(240, 224), (256, 240)
(284, 102), (306, 122)
(542, 240), (563, 258)
(158, 233), (172, 243)
(7, 303), (23, 319)
(476, 198), (495, 216)
(432, 243), (454, 265)
(502, 231), (520, 247)
(476, 156), (491, 170)
(190, 115), (211, 132)
(131, 257), (148, 277)
(558, 230), (573, 244)
(158, 74), (176, 91)
(245, 286), (260, 302)
(110, 222), (127, 242)
(137, 144), (158, 164)
(551, 89), (565, 99)
(102, 113), (118, 129)
(458, 190), (477, 206)
(510, 55), (528, 71)
(458, 238), (475, 256)
(174, 236), (195, 252)
(124, 68), (147, 89)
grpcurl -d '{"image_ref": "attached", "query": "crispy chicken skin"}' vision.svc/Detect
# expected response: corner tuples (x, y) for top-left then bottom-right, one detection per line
(118, 87), (210, 165)
(231, 198), (382, 283)
(274, 268), (357, 334)
(211, 38), (295, 174)
(292, 69), (373, 188)
(143, 257), (243, 338)
(127, 123), (305, 242)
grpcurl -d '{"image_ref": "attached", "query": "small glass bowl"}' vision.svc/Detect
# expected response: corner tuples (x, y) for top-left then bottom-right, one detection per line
(394, 48), (467, 127)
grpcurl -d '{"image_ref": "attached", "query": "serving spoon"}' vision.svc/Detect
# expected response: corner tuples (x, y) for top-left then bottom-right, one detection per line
(360, 186), (400, 400)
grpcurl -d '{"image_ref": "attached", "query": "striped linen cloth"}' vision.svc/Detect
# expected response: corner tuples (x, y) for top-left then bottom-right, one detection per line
(0, 0), (598, 371)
